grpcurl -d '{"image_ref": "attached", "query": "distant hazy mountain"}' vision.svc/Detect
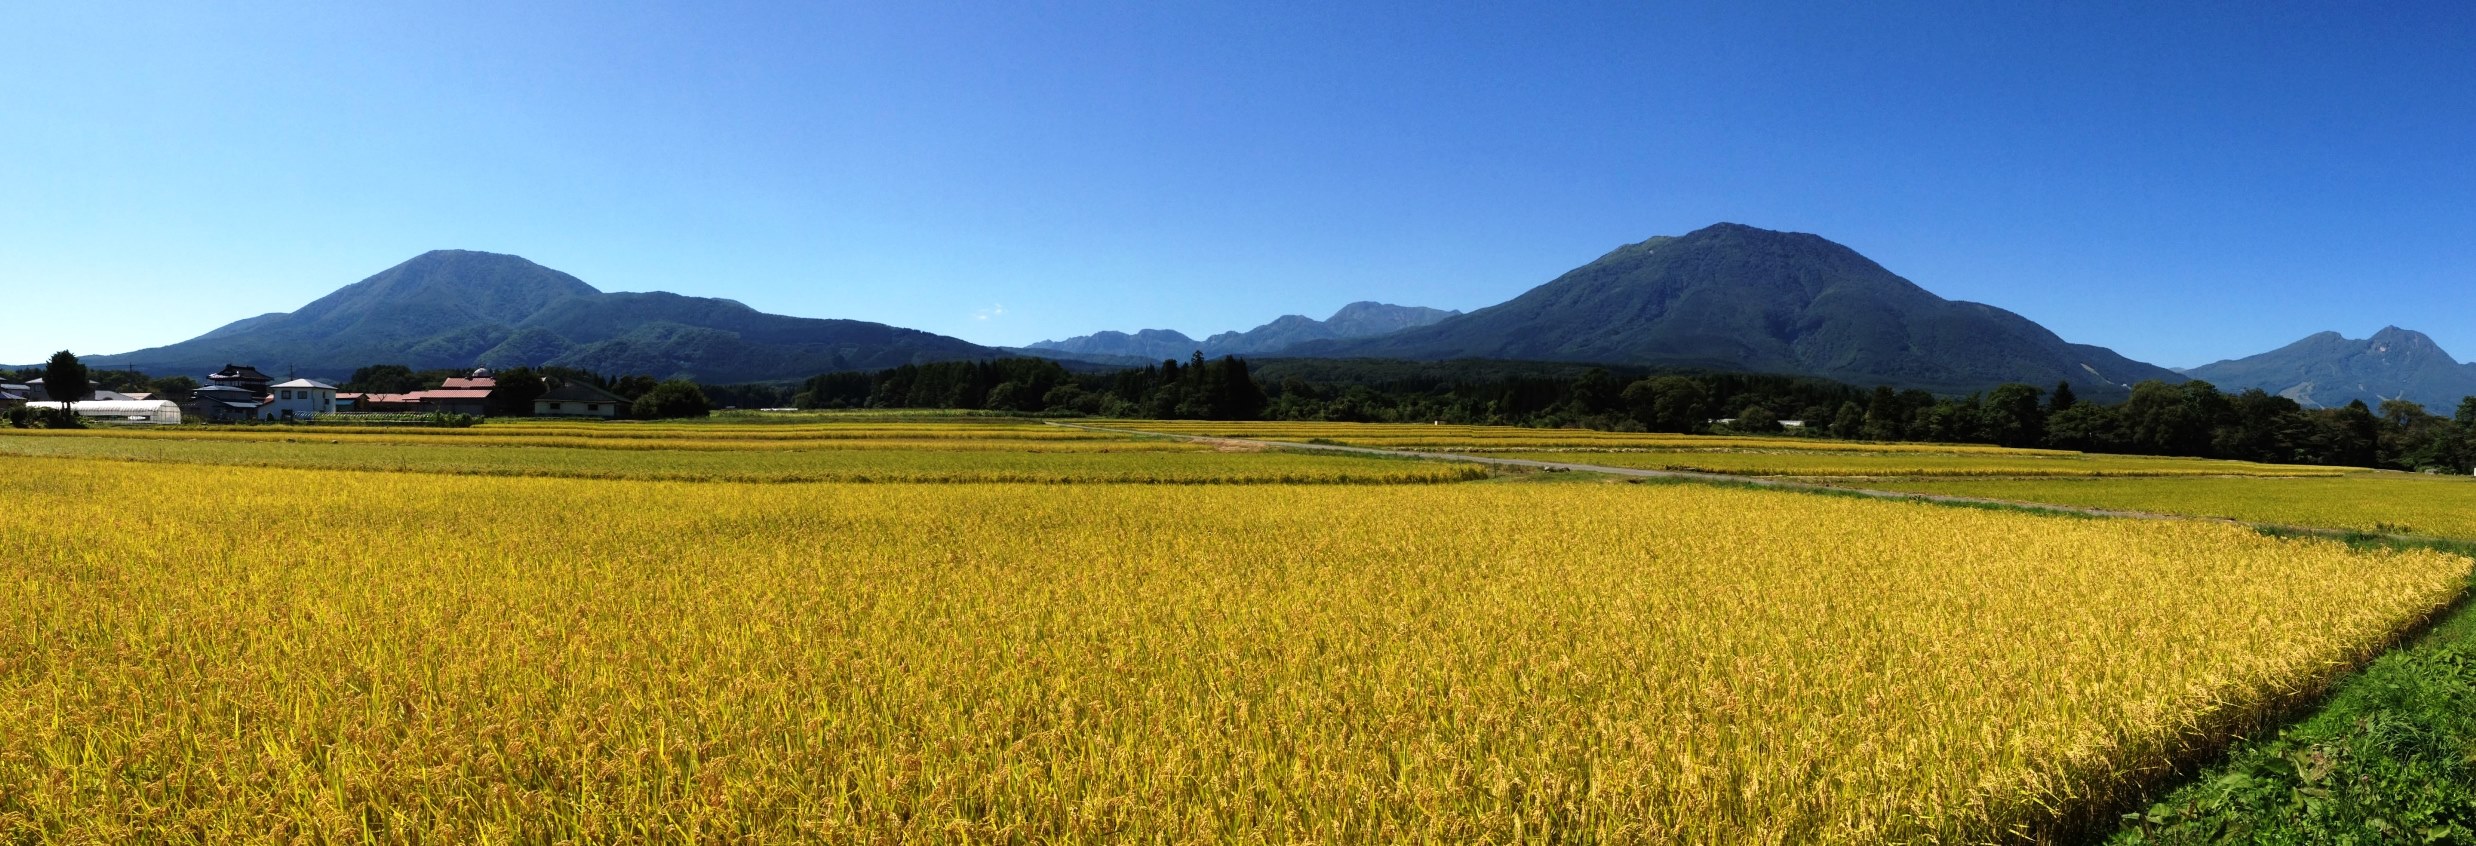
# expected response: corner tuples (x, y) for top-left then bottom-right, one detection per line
(1203, 302), (1460, 354)
(1298, 222), (2181, 395)
(1027, 302), (1458, 361)
(2184, 327), (2476, 410)
(89, 250), (998, 383)
(1022, 329), (1205, 362)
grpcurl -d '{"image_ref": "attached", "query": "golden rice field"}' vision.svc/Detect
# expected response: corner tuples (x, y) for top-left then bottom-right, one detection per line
(2, 451), (2467, 843)
(1101, 420), (2344, 479)
(1482, 450), (2345, 479)
(1860, 473), (2476, 540)
(0, 429), (1477, 484)
(1113, 420), (2083, 455)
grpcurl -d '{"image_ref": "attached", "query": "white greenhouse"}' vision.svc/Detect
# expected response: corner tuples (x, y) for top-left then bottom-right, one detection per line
(26, 400), (184, 424)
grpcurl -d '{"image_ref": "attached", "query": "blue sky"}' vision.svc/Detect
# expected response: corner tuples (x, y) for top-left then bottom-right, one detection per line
(3, 1), (2471, 369)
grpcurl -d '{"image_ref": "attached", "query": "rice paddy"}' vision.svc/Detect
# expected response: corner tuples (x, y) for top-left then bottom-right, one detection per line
(1, 415), (2467, 842)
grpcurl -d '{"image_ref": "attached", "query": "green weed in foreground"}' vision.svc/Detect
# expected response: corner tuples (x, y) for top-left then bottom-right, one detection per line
(2113, 586), (2476, 844)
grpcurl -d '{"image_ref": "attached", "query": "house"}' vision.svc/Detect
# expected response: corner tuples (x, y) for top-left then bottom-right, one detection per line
(185, 384), (265, 422)
(334, 392), (364, 412)
(534, 381), (629, 418)
(357, 393), (423, 413)
(0, 382), (29, 408)
(415, 389), (492, 416)
(207, 364), (274, 397)
(265, 378), (339, 421)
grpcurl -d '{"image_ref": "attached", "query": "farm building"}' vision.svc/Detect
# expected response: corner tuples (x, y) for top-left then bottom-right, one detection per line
(534, 381), (628, 418)
(441, 367), (497, 390)
(417, 389), (491, 416)
(265, 378), (338, 420)
(185, 384), (265, 422)
(27, 400), (183, 424)
(207, 364), (274, 395)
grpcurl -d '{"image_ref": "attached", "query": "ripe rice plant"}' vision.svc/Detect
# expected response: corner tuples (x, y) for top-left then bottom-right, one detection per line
(1861, 474), (2476, 539)
(1, 458), (2462, 842)
(1485, 449), (2346, 478)
(0, 432), (1479, 484)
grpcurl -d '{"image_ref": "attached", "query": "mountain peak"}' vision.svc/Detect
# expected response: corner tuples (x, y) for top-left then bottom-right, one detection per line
(2186, 326), (2472, 409)
(88, 250), (995, 381)
(1311, 222), (2177, 394)
(2369, 325), (2438, 348)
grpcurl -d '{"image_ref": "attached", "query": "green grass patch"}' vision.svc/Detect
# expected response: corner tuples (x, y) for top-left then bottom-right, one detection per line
(2111, 577), (2476, 844)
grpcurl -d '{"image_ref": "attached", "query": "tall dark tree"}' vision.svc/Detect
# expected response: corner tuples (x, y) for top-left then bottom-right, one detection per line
(1980, 383), (2046, 448)
(2049, 381), (2077, 414)
(43, 350), (89, 405)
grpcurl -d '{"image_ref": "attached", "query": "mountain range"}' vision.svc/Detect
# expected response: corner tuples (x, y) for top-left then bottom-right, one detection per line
(1023, 302), (1460, 363)
(2184, 326), (2476, 411)
(71, 228), (2475, 408)
(89, 250), (998, 383)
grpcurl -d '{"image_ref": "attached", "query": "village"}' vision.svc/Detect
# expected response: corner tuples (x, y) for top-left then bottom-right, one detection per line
(0, 363), (633, 425)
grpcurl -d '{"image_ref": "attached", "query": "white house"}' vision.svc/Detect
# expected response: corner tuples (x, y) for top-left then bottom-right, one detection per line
(265, 378), (338, 421)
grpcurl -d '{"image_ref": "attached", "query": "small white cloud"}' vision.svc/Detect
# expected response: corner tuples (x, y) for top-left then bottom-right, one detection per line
(973, 304), (1005, 321)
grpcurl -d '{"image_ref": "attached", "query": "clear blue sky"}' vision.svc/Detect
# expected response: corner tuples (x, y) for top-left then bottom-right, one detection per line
(4, 1), (2471, 369)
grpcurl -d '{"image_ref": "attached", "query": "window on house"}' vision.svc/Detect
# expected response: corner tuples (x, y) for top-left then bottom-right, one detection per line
(588, 404), (600, 411)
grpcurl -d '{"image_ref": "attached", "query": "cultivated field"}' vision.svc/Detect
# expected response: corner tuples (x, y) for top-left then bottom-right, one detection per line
(1858, 473), (2476, 540)
(1, 419), (2467, 842)
(1110, 420), (2348, 478)
(0, 423), (1480, 485)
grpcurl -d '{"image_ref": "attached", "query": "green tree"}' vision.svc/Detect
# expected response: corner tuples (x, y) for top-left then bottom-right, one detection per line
(1621, 376), (1709, 433)
(42, 350), (89, 404)
(632, 380), (711, 419)
(2049, 381), (2077, 414)
(147, 375), (200, 402)
(1732, 405), (1783, 434)
(1980, 383), (2046, 448)
(1829, 401), (1866, 439)
(486, 368), (548, 417)
(344, 364), (421, 394)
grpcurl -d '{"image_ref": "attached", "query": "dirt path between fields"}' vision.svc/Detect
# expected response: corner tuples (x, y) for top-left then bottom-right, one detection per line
(1045, 421), (2409, 540)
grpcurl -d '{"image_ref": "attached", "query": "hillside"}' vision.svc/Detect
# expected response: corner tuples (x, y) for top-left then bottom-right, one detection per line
(2184, 327), (2476, 410)
(89, 250), (997, 383)
(1300, 223), (2181, 395)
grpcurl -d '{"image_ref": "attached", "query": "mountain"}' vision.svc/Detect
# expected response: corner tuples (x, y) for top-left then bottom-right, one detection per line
(1022, 329), (1205, 362)
(1026, 302), (1459, 360)
(1203, 302), (1460, 354)
(1296, 222), (2182, 395)
(2183, 327), (2476, 410)
(89, 250), (998, 383)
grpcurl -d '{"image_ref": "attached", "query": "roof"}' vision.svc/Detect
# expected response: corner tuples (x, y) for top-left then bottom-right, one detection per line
(416, 390), (493, 400)
(362, 393), (422, 404)
(440, 377), (497, 389)
(538, 381), (627, 403)
(210, 364), (272, 381)
(270, 378), (336, 390)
